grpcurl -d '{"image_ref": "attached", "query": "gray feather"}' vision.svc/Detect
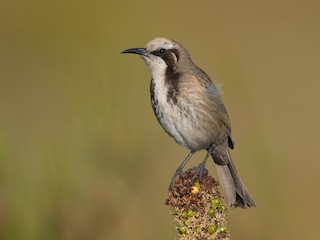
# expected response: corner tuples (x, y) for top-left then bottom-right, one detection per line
(212, 148), (256, 208)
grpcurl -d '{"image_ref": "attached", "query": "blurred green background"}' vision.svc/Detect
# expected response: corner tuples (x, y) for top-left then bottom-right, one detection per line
(0, 0), (319, 239)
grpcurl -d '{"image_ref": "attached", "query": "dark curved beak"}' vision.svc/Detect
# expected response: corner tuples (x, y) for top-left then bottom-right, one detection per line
(121, 48), (148, 56)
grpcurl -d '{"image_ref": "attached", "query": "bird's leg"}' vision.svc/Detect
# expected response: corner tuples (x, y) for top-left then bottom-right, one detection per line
(191, 145), (215, 183)
(169, 150), (195, 189)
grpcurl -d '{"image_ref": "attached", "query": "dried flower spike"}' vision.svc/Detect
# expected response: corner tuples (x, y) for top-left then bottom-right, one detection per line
(166, 168), (230, 240)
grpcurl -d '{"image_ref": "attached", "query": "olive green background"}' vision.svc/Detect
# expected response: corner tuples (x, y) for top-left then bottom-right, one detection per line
(0, 0), (319, 239)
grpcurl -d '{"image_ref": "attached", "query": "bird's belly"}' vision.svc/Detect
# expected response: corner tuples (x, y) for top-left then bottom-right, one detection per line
(155, 101), (214, 151)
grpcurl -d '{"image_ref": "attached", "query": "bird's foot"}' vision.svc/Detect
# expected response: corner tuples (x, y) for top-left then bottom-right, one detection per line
(191, 161), (208, 184)
(168, 166), (183, 190)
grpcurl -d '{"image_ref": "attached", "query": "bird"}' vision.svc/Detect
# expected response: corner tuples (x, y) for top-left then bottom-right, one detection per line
(121, 37), (255, 208)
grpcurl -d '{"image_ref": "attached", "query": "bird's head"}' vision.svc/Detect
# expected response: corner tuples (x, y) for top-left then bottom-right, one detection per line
(122, 37), (191, 76)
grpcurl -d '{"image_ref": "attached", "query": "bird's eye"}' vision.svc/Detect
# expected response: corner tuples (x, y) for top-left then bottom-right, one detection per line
(159, 48), (166, 54)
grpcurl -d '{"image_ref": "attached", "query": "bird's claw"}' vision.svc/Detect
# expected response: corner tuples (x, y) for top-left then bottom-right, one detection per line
(191, 162), (208, 184)
(168, 167), (183, 190)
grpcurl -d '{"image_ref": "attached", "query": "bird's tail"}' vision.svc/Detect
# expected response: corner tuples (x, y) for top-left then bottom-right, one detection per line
(212, 149), (256, 208)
